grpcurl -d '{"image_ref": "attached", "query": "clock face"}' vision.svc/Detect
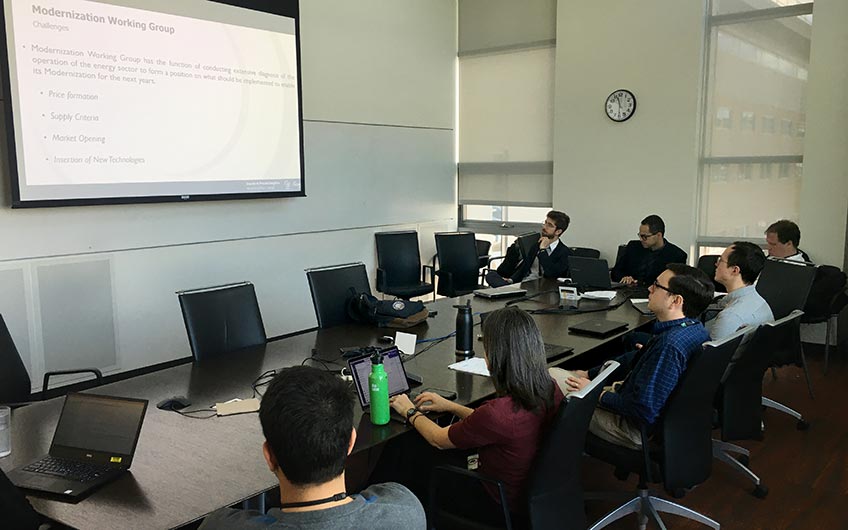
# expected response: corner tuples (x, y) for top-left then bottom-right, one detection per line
(605, 89), (636, 122)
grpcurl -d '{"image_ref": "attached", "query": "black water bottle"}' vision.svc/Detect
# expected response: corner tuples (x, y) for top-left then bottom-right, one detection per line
(454, 300), (474, 357)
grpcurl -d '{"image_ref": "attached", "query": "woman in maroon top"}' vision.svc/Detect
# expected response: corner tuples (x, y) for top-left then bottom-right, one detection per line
(389, 306), (564, 518)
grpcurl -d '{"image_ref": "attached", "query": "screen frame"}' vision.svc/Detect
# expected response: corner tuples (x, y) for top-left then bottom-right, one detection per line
(0, 0), (305, 208)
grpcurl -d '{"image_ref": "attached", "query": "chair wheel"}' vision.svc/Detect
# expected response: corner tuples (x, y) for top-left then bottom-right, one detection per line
(753, 484), (769, 498)
(737, 454), (750, 466)
(796, 419), (810, 431)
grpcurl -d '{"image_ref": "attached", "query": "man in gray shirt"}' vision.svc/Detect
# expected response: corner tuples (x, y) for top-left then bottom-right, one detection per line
(707, 241), (774, 340)
(200, 366), (425, 530)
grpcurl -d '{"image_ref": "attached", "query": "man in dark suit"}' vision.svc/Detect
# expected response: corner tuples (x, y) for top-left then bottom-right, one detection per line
(486, 210), (572, 287)
(611, 214), (687, 286)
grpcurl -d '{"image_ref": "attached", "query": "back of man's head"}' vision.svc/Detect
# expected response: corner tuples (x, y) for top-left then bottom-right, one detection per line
(259, 366), (354, 486)
(641, 214), (666, 236)
(546, 210), (570, 233)
(728, 241), (767, 285)
(666, 263), (714, 318)
(765, 219), (800, 248)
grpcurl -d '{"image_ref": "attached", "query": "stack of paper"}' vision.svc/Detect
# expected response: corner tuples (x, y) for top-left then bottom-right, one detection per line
(448, 357), (490, 377)
(581, 291), (617, 300)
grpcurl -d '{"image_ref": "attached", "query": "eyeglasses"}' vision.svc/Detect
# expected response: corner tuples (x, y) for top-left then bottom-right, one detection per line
(716, 256), (737, 269)
(651, 280), (677, 296)
(638, 232), (657, 241)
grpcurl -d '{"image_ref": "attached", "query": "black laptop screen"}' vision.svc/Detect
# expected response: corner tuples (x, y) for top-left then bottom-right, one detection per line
(52, 394), (147, 456)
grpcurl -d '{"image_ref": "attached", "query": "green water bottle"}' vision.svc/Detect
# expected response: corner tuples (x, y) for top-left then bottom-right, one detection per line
(369, 352), (390, 425)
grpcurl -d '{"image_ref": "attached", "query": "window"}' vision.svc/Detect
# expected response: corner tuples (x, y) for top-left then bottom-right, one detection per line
(697, 1), (812, 254)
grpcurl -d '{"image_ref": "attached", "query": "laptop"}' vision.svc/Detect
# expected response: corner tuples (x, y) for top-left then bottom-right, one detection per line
(568, 318), (629, 337)
(348, 347), (415, 420)
(9, 393), (148, 501)
(473, 285), (528, 299)
(479, 312), (573, 361)
(631, 300), (654, 315)
(568, 256), (623, 290)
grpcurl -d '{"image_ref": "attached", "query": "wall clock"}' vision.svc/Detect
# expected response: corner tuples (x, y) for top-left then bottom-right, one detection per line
(605, 89), (636, 122)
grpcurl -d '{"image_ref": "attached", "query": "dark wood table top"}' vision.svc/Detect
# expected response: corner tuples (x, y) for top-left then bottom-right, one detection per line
(0, 279), (653, 529)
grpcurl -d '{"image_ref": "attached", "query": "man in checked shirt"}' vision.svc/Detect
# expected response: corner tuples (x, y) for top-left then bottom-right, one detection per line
(564, 263), (714, 449)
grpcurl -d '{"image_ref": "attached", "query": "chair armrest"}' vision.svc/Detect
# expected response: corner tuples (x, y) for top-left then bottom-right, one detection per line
(487, 255), (507, 267)
(42, 368), (103, 400)
(422, 264), (435, 284)
(428, 465), (512, 530)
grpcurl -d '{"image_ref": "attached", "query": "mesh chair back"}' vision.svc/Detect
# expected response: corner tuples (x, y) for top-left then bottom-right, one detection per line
(434, 232), (480, 297)
(0, 314), (32, 403)
(177, 282), (267, 362)
(375, 231), (423, 288)
(756, 259), (816, 319)
(660, 333), (743, 491)
(306, 263), (372, 328)
(570, 247), (601, 259)
(475, 239), (492, 269)
(526, 382), (604, 530)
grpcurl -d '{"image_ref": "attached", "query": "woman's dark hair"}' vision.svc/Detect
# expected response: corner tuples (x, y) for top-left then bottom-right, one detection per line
(481, 306), (555, 413)
(666, 263), (715, 318)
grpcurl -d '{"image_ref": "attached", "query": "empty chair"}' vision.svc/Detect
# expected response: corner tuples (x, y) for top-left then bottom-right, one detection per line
(1, 314), (102, 404)
(177, 282), (267, 362)
(434, 232), (483, 297)
(570, 247), (601, 259)
(306, 263), (372, 328)
(801, 265), (848, 373)
(585, 334), (741, 530)
(756, 259), (816, 320)
(697, 254), (725, 294)
(760, 310), (813, 422)
(374, 231), (434, 300)
(476, 239), (492, 269)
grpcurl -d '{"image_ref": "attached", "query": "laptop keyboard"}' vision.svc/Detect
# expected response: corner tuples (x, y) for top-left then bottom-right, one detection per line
(24, 456), (113, 483)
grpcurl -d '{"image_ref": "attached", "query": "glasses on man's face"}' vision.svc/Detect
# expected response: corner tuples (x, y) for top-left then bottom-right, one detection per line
(638, 232), (657, 241)
(651, 280), (676, 295)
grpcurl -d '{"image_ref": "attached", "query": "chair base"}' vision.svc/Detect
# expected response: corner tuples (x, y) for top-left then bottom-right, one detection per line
(712, 440), (768, 498)
(762, 397), (810, 430)
(588, 488), (720, 530)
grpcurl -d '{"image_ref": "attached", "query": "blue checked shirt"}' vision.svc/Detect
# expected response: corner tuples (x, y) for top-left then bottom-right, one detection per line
(597, 317), (709, 426)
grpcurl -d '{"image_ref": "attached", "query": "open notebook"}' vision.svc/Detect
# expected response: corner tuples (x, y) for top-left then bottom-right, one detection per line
(549, 360), (620, 399)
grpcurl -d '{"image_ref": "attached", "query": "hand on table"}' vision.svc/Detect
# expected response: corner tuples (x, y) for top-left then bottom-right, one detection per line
(620, 276), (637, 285)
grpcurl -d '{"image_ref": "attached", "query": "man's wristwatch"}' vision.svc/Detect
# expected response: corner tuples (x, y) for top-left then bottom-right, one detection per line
(405, 407), (419, 424)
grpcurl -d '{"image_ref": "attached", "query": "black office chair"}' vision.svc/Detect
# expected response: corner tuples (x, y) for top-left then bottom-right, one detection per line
(428, 363), (618, 530)
(176, 282), (267, 362)
(584, 334), (741, 530)
(570, 247), (601, 259)
(759, 310), (813, 424)
(434, 232), (484, 297)
(476, 239), (492, 270)
(713, 318), (800, 499)
(801, 265), (848, 373)
(697, 254), (725, 294)
(374, 231), (434, 300)
(1, 468), (43, 530)
(306, 263), (372, 328)
(0, 314), (102, 404)
(756, 259), (816, 320)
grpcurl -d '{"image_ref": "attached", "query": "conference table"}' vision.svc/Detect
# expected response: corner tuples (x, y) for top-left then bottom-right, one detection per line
(0, 279), (654, 529)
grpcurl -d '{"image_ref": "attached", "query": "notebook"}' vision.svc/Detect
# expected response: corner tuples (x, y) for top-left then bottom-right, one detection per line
(568, 256), (623, 290)
(9, 393), (148, 501)
(473, 285), (528, 299)
(568, 318), (629, 337)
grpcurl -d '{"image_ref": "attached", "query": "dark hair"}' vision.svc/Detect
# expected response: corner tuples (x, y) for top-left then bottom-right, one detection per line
(665, 263), (714, 318)
(765, 219), (800, 247)
(481, 306), (555, 413)
(727, 241), (767, 285)
(546, 210), (570, 234)
(641, 214), (666, 236)
(259, 366), (353, 486)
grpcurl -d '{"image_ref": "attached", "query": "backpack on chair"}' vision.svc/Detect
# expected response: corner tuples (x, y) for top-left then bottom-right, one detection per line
(346, 289), (429, 328)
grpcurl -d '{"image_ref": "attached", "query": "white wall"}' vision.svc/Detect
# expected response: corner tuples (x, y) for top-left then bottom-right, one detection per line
(798, 0), (848, 268)
(552, 1), (707, 263)
(0, 0), (457, 389)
